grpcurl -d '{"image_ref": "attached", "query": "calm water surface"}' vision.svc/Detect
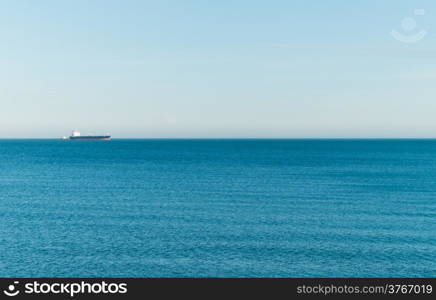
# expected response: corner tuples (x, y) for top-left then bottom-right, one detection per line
(1, 139), (436, 277)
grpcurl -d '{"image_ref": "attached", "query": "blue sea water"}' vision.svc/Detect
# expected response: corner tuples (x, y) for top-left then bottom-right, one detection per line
(1, 139), (436, 277)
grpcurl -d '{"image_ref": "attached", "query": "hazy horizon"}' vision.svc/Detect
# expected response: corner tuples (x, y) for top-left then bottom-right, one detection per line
(1, 0), (436, 138)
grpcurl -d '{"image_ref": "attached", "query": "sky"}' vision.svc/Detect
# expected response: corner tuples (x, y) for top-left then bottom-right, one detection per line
(1, 0), (436, 138)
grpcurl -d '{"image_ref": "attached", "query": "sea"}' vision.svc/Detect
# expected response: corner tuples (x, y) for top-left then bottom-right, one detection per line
(1, 139), (436, 277)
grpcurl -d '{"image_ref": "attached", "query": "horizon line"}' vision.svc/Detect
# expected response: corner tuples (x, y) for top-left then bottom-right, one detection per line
(2, 137), (436, 140)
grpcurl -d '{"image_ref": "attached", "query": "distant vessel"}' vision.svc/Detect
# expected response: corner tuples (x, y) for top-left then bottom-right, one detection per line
(65, 131), (111, 141)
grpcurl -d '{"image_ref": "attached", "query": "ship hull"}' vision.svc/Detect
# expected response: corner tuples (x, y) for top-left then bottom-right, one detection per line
(69, 136), (111, 141)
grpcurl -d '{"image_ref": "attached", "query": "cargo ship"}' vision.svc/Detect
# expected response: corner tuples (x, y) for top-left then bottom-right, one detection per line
(62, 131), (111, 141)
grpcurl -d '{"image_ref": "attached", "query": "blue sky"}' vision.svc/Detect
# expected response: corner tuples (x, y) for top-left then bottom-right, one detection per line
(1, 0), (436, 137)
